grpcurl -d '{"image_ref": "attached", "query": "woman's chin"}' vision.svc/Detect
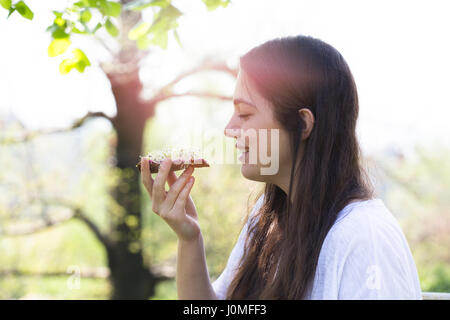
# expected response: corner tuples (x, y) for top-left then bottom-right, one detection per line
(240, 164), (267, 183)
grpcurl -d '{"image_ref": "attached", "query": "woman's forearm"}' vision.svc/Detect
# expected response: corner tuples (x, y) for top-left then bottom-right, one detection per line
(176, 233), (218, 300)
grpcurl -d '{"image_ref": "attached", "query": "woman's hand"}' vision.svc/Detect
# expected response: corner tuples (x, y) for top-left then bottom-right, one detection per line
(141, 157), (200, 242)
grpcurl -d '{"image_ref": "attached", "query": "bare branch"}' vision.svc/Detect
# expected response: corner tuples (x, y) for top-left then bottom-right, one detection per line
(151, 261), (176, 284)
(151, 91), (233, 105)
(0, 213), (74, 237)
(149, 58), (238, 105)
(1, 111), (114, 145)
(1, 198), (110, 248)
(72, 207), (111, 247)
(0, 264), (174, 283)
(41, 198), (111, 247)
(94, 34), (117, 59)
(0, 267), (110, 279)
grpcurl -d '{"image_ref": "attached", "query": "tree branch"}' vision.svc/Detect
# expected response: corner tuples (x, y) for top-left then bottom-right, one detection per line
(72, 207), (111, 247)
(151, 261), (176, 284)
(0, 264), (175, 283)
(148, 58), (237, 106)
(1, 111), (115, 145)
(0, 213), (74, 237)
(1, 198), (110, 248)
(150, 91), (233, 105)
(0, 267), (110, 279)
(42, 198), (111, 247)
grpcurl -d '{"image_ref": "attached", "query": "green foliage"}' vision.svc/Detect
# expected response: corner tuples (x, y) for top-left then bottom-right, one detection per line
(202, 0), (230, 11)
(0, 276), (110, 299)
(59, 49), (91, 74)
(418, 262), (450, 293)
(74, 0), (122, 17)
(0, 0), (11, 10)
(128, 4), (182, 50)
(2, 0), (33, 20)
(3, 0), (231, 74)
(104, 18), (119, 37)
(124, 0), (170, 11)
(373, 144), (450, 294)
(48, 38), (71, 57)
(98, 1), (121, 17)
(128, 22), (151, 40)
(12, 0), (32, 19)
(80, 9), (92, 23)
(151, 280), (177, 300)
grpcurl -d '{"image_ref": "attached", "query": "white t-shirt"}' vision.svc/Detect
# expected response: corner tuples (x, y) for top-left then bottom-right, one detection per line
(212, 194), (422, 299)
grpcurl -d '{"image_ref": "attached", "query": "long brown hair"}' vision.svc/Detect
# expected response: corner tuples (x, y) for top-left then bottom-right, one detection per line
(226, 35), (374, 299)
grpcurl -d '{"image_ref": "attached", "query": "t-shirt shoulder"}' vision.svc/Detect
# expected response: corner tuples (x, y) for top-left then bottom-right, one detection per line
(309, 198), (422, 299)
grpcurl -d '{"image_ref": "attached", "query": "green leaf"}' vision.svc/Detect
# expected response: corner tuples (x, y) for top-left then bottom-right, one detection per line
(173, 29), (182, 48)
(148, 4), (182, 34)
(52, 10), (63, 18)
(71, 26), (88, 34)
(48, 38), (71, 57)
(128, 22), (151, 40)
(52, 27), (70, 39)
(14, 1), (33, 20)
(108, 1), (121, 17)
(202, 0), (230, 11)
(72, 49), (91, 71)
(123, 0), (169, 11)
(87, 0), (99, 7)
(0, 0), (12, 10)
(74, 0), (89, 8)
(150, 30), (168, 49)
(54, 17), (66, 28)
(80, 9), (92, 23)
(92, 22), (102, 33)
(136, 35), (152, 50)
(6, 6), (14, 18)
(59, 49), (91, 74)
(139, 4), (181, 50)
(99, 1), (121, 17)
(105, 18), (119, 37)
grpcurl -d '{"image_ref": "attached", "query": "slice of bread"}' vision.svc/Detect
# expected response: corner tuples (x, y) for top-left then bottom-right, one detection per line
(136, 147), (209, 173)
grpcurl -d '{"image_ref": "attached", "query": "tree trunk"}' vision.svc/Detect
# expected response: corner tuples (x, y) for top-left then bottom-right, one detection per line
(105, 67), (158, 299)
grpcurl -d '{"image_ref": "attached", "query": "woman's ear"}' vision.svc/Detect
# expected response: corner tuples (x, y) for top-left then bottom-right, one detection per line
(298, 108), (315, 140)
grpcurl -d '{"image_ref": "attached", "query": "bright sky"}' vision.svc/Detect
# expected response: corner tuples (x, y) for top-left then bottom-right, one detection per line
(0, 0), (449, 158)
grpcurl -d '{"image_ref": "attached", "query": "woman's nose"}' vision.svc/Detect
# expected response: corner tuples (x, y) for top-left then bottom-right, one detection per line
(224, 115), (241, 138)
(224, 119), (241, 138)
(224, 127), (240, 138)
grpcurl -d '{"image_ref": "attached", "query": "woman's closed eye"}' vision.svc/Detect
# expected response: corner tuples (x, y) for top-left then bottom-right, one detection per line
(239, 114), (251, 120)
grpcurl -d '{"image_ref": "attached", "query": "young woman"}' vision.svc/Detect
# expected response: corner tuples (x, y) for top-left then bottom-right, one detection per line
(140, 35), (422, 299)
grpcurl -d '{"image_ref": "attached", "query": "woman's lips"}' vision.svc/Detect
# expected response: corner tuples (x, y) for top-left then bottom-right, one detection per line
(238, 150), (249, 162)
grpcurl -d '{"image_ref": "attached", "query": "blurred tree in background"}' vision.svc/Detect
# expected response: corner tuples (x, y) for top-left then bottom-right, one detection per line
(0, 0), (239, 299)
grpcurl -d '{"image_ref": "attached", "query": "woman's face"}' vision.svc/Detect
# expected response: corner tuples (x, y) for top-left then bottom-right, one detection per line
(224, 69), (293, 189)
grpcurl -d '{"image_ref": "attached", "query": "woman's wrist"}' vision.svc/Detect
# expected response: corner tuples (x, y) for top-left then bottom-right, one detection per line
(178, 232), (203, 246)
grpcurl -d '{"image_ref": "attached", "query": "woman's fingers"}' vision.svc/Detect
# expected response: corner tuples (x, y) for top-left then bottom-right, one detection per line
(164, 166), (194, 210)
(172, 176), (195, 214)
(167, 170), (177, 187)
(152, 158), (172, 214)
(141, 157), (154, 197)
(167, 159), (184, 187)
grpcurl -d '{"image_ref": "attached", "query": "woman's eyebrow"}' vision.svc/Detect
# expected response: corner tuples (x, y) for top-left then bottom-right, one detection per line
(233, 98), (258, 110)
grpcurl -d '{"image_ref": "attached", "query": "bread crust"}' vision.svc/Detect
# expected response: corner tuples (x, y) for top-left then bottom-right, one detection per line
(136, 158), (210, 173)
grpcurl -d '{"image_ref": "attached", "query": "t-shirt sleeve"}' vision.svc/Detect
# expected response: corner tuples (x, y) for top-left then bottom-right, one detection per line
(212, 194), (265, 300)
